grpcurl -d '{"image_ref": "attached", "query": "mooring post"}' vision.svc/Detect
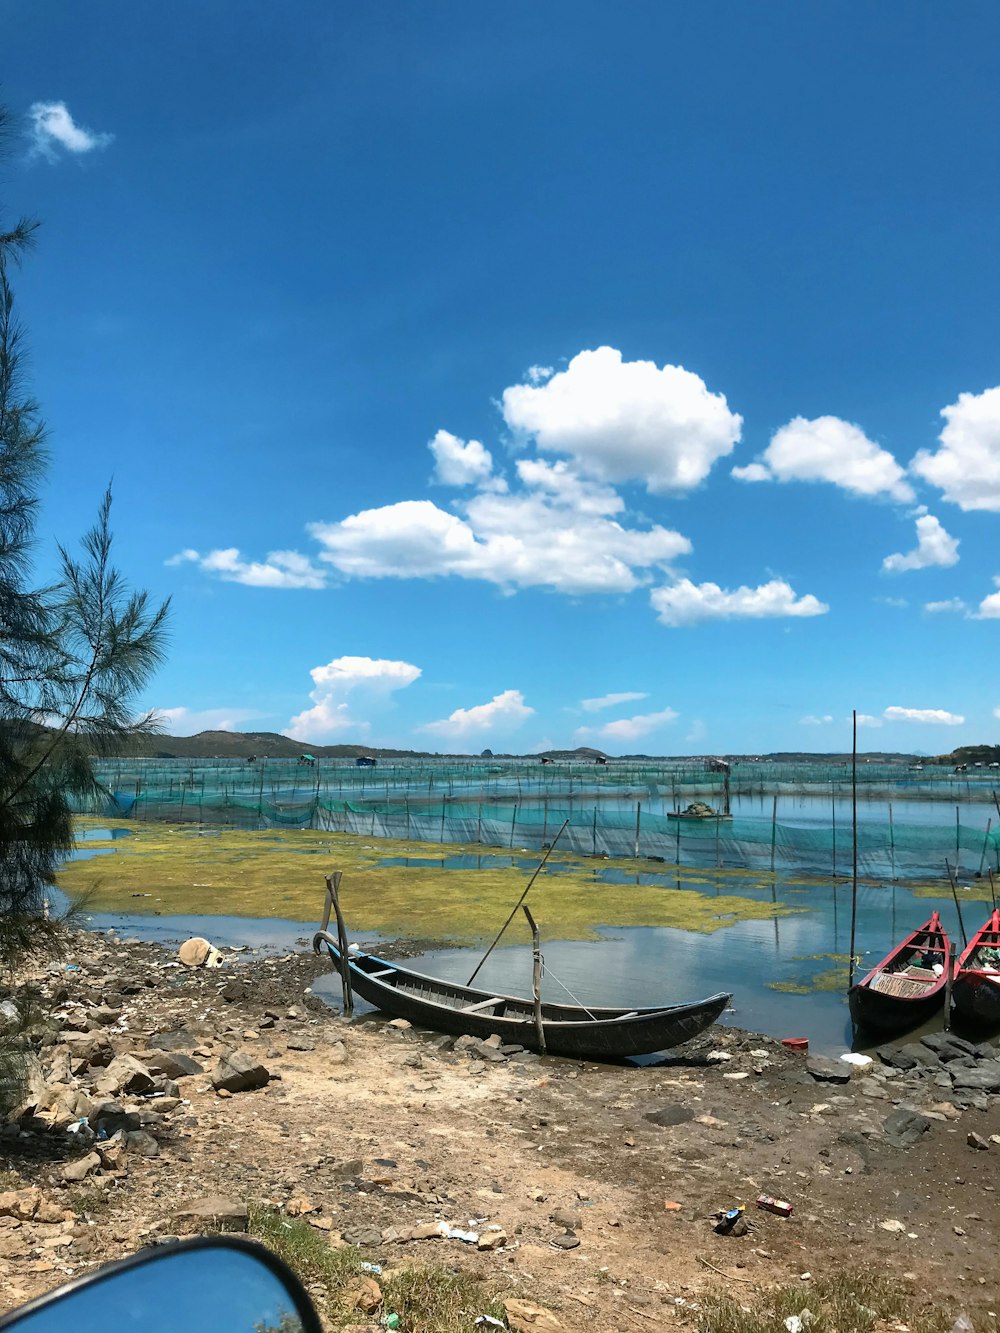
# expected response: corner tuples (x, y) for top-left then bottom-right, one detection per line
(634, 801), (641, 860)
(324, 871), (354, 1016)
(523, 905), (546, 1055)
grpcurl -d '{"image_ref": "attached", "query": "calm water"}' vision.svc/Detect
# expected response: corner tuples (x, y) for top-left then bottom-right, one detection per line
(64, 815), (1000, 1054)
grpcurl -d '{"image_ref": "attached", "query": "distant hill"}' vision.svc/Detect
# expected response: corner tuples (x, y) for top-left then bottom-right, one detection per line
(929, 744), (1000, 767)
(134, 730), (432, 760)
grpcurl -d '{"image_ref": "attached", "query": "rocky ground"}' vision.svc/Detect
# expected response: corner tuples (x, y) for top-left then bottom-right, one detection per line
(1, 929), (999, 1329)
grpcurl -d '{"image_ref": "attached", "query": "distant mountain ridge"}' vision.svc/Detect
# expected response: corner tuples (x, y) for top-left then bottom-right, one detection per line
(136, 730), (430, 759)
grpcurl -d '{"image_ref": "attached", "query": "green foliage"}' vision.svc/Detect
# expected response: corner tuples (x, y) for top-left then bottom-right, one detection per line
(0, 107), (169, 991)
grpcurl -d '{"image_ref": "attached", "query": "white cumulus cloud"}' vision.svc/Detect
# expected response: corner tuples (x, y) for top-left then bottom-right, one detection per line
(924, 598), (968, 615)
(421, 689), (534, 741)
(501, 346), (742, 494)
(650, 578), (828, 628)
(286, 655), (421, 742)
(733, 415), (913, 501)
(883, 706), (965, 725)
(882, 514), (960, 573)
(911, 386), (1000, 512)
(801, 714), (834, 725)
(581, 691), (649, 713)
(310, 472), (691, 596)
(428, 429), (495, 487)
(156, 706), (262, 734)
(576, 707), (678, 743)
(856, 714), (883, 728)
(28, 101), (113, 159)
(974, 576), (1000, 619)
(167, 547), (325, 589)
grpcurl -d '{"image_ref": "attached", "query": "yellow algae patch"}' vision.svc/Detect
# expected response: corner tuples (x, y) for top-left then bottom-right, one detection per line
(61, 819), (795, 944)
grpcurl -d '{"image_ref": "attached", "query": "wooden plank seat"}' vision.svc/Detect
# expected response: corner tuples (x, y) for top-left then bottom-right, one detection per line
(869, 970), (937, 998)
(369, 968), (397, 979)
(460, 996), (505, 1013)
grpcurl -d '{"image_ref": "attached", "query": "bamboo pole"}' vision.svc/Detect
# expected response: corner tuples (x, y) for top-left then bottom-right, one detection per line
(848, 710), (859, 990)
(946, 860), (968, 949)
(888, 801), (895, 881)
(467, 820), (569, 985)
(634, 801), (641, 860)
(943, 940), (954, 1032)
(523, 906), (546, 1054)
(770, 794), (778, 873)
(979, 818), (993, 877)
(989, 867), (998, 911)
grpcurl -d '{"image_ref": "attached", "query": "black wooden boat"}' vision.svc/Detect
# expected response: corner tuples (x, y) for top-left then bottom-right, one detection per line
(848, 911), (950, 1035)
(313, 934), (731, 1059)
(952, 910), (1000, 1025)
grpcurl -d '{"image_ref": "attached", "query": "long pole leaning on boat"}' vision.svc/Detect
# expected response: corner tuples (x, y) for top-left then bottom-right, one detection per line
(466, 819), (570, 986)
(848, 709), (859, 989)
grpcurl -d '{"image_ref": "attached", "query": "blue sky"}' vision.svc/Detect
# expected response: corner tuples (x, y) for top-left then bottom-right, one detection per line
(6, 3), (1000, 755)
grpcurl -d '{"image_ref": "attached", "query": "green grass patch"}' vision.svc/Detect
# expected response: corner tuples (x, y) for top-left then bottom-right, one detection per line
(59, 819), (795, 943)
(698, 1268), (974, 1333)
(248, 1207), (507, 1333)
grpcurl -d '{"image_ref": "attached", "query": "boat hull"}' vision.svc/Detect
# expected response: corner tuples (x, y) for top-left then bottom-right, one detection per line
(951, 974), (1000, 1025)
(848, 981), (945, 1036)
(315, 940), (731, 1060)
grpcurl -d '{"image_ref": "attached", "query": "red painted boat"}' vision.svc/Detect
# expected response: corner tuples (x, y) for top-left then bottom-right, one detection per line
(952, 910), (1000, 1026)
(848, 911), (951, 1036)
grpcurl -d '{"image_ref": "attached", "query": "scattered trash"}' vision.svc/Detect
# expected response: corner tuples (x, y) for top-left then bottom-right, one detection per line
(476, 1318), (506, 1329)
(781, 1038), (808, 1052)
(714, 1204), (747, 1236)
(785, 1318), (804, 1333)
(840, 1053), (873, 1068)
(950, 1316), (974, 1333)
(706, 1050), (733, 1062)
(878, 1219), (907, 1233)
(756, 1194), (793, 1217)
(443, 1226), (479, 1244)
(360, 1261), (383, 1275)
(384, 1314), (401, 1330)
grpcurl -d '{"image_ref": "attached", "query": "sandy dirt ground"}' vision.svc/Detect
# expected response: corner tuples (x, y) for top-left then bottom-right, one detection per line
(1, 930), (998, 1328)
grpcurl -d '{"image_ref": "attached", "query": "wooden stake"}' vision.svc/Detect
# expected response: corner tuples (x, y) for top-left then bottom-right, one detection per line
(943, 939), (954, 1032)
(979, 818), (993, 877)
(634, 801), (642, 860)
(989, 867), (998, 911)
(323, 871), (354, 1016)
(523, 905), (546, 1054)
(770, 793), (778, 873)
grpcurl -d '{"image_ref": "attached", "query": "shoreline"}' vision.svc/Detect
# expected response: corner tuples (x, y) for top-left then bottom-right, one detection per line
(0, 927), (998, 1328)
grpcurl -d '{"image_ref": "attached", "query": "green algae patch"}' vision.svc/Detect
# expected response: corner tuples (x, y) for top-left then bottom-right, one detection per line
(61, 819), (795, 944)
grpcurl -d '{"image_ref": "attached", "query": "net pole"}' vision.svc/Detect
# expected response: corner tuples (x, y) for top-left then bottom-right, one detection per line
(634, 801), (641, 860)
(770, 794), (778, 873)
(888, 801), (895, 881)
(849, 709), (858, 990)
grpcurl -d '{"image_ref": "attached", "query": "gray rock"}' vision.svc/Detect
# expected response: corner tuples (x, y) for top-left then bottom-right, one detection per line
(876, 1045), (919, 1071)
(175, 1196), (248, 1232)
(342, 1226), (382, 1247)
(211, 1050), (270, 1094)
(148, 1029), (200, 1052)
(330, 1158), (364, 1179)
(62, 1151), (101, 1182)
(884, 1108), (932, 1149)
(898, 1042), (941, 1068)
(967, 1132), (990, 1151)
(125, 1129), (160, 1158)
(806, 1056), (851, 1084)
(286, 1037), (315, 1052)
(644, 1105), (695, 1127)
(550, 1208), (581, 1230)
(453, 1034), (481, 1054)
(951, 1063), (1000, 1092)
(921, 1032), (978, 1059)
(550, 1231), (581, 1249)
(88, 1101), (141, 1135)
(94, 1054), (156, 1097)
(145, 1051), (204, 1080)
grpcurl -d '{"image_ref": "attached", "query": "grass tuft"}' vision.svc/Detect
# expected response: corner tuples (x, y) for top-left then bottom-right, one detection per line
(247, 1206), (505, 1333)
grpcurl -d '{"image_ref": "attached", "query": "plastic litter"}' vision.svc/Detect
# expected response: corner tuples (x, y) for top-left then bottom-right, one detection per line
(781, 1037), (808, 1052)
(950, 1318), (973, 1333)
(384, 1315), (401, 1330)
(757, 1193), (793, 1217)
(443, 1226), (479, 1243)
(360, 1261), (383, 1275)
(840, 1052), (873, 1068)
(714, 1204), (746, 1235)
(476, 1319), (506, 1329)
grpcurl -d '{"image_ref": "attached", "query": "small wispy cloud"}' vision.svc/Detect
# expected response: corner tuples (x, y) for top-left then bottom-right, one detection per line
(28, 101), (114, 160)
(166, 547), (325, 590)
(580, 691), (648, 713)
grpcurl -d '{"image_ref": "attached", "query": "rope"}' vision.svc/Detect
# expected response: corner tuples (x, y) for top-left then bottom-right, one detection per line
(538, 956), (598, 1021)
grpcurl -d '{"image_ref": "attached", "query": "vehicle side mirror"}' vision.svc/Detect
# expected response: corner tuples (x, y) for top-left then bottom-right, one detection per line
(0, 1236), (321, 1333)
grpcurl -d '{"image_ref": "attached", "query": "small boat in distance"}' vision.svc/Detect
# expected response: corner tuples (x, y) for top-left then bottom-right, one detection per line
(848, 911), (951, 1036)
(313, 936), (731, 1060)
(952, 909), (1000, 1026)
